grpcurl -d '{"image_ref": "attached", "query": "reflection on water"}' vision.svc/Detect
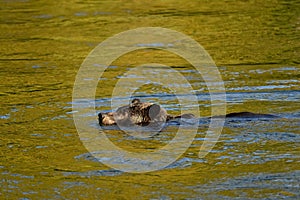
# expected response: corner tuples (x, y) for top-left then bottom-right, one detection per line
(1, 0), (299, 199)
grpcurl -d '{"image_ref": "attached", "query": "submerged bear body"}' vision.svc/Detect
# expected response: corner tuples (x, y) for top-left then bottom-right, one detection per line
(98, 99), (278, 126)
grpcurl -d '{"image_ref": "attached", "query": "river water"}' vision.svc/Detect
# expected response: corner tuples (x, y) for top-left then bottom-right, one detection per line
(1, 0), (299, 199)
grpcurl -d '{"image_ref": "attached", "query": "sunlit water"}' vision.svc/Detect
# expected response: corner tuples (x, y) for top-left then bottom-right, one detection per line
(1, 0), (299, 199)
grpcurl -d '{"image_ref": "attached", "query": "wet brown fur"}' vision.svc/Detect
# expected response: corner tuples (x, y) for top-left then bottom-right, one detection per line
(98, 99), (278, 126)
(98, 98), (193, 126)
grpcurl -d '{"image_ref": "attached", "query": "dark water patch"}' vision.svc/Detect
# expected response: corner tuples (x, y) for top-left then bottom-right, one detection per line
(75, 152), (99, 162)
(165, 157), (206, 170)
(188, 171), (300, 199)
(223, 131), (300, 144)
(0, 114), (10, 119)
(61, 169), (123, 177)
(217, 151), (299, 165)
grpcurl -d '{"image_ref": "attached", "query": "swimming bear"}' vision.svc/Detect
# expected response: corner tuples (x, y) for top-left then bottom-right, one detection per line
(98, 99), (278, 126)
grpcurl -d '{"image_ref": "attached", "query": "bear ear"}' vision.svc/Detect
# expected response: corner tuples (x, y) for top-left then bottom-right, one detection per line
(131, 98), (140, 104)
(149, 104), (161, 119)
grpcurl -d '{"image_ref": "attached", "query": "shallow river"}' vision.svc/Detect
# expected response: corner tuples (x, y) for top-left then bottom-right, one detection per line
(1, 0), (300, 199)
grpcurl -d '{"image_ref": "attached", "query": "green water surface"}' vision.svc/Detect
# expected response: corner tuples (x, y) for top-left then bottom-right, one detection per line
(1, 0), (299, 199)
